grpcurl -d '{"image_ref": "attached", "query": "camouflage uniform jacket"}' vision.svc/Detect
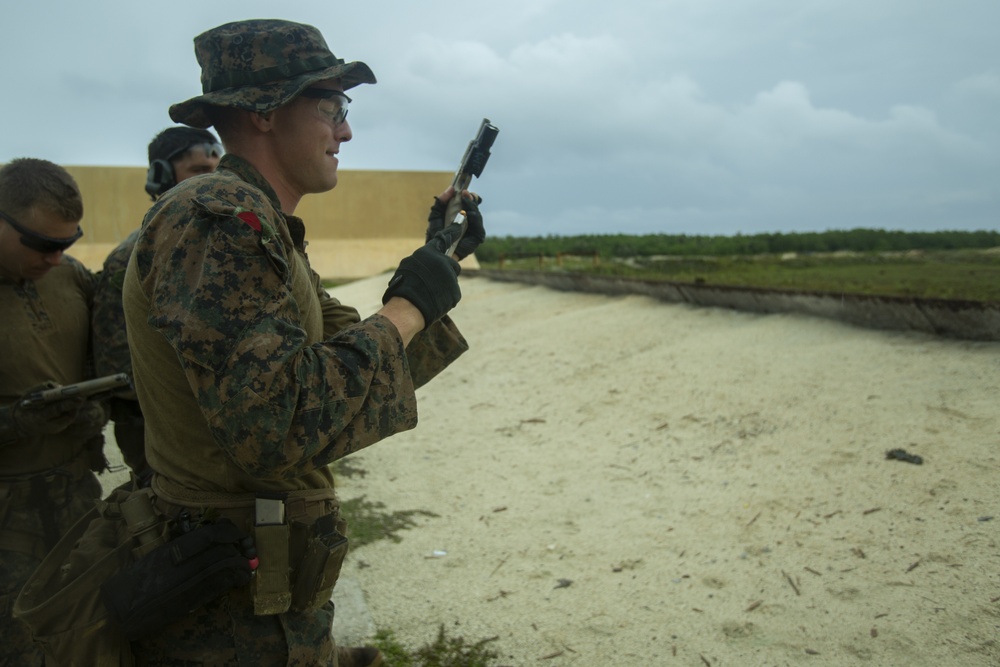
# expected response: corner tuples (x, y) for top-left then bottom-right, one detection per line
(0, 256), (100, 475)
(92, 228), (139, 389)
(122, 154), (467, 495)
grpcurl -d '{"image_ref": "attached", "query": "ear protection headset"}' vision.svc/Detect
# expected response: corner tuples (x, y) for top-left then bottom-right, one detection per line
(144, 159), (176, 200)
(144, 134), (223, 200)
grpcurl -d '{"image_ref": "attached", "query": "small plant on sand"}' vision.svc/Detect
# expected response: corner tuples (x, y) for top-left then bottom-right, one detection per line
(372, 625), (502, 667)
(333, 461), (439, 549)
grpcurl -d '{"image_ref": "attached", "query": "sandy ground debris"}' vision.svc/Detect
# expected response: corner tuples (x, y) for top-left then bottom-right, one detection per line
(329, 273), (1000, 666)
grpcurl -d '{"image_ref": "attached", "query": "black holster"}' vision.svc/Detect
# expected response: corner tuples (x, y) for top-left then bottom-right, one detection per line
(100, 518), (253, 640)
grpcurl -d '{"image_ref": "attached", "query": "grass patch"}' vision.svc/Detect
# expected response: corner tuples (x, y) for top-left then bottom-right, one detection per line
(333, 464), (495, 664)
(483, 249), (1000, 301)
(333, 458), (369, 480)
(333, 461), (439, 548)
(373, 625), (502, 667)
(339, 495), (439, 549)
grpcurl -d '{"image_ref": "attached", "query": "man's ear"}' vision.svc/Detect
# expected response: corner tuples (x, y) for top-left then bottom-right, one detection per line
(249, 110), (273, 132)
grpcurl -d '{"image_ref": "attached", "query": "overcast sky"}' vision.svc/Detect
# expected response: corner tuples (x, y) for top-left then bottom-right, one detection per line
(2, 0), (997, 237)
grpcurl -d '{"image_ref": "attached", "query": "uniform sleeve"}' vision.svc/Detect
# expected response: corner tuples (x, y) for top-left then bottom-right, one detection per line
(309, 258), (467, 388)
(91, 232), (138, 386)
(136, 198), (418, 480)
(310, 266), (362, 338)
(60, 254), (97, 304)
(63, 254), (100, 381)
(405, 316), (469, 389)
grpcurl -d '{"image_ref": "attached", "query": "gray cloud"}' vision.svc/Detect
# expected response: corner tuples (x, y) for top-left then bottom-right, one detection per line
(1, 0), (996, 237)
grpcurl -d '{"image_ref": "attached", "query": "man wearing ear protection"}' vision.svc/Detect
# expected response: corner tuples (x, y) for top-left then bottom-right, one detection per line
(91, 126), (223, 478)
(144, 126), (223, 200)
(0, 158), (109, 665)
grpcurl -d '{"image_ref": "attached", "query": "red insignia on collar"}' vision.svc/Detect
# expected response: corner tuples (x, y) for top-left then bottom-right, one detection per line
(236, 211), (262, 232)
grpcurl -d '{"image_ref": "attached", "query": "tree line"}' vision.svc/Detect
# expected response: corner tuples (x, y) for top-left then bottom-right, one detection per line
(474, 229), (1000, 262)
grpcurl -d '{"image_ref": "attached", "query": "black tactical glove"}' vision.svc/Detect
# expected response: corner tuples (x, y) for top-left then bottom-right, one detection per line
(62, 400), (109, 441)
(10, 382), (85, 437)
(425, 192), (485, 260)
(383, 229), (463, 327)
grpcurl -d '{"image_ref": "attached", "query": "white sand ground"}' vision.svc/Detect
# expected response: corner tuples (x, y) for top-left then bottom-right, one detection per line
(103, 273), (999, 666)
(328, 274), (1000, 666)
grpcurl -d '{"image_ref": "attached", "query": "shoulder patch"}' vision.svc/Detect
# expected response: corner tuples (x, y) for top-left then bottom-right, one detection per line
(236, 210), (262, 232)
(191, 196), (276, 240)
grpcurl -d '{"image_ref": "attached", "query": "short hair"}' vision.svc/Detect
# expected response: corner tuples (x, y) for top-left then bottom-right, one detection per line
(0, 158), (83, 222)
(147, 126), (220, 165)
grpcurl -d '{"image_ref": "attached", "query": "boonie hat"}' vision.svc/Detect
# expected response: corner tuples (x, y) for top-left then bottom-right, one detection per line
(170, 19), (376, 129)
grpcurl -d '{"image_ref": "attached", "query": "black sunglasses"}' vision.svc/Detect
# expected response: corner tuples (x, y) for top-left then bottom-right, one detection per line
(0, 208), (83, 254)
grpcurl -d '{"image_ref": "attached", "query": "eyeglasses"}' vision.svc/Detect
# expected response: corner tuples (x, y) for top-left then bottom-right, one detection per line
(0, 208), (82, 254)
(299, 88), (351, 126)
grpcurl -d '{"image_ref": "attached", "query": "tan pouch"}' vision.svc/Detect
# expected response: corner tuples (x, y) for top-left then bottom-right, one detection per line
(13, 482), (137, 667)
(290, 514), (348, 613)
(252, 522), (291, 615)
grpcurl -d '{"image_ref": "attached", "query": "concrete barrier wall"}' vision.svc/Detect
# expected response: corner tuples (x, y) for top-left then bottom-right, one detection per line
(472, 269), (1000, 342)
(62, 165), (452, 279)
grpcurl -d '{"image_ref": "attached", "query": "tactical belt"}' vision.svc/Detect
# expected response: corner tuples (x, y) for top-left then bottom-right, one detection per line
(149, 474), (346, 615)
(150, 474), (340, 527)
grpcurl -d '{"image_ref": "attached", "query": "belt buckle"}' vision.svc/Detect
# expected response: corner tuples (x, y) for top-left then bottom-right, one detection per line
(255, 497), (285, 526)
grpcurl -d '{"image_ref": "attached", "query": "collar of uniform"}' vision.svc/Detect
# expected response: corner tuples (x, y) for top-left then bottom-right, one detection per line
(285, 215), (307, 251)
(216, 154), (284, 214)
(215, 154), (309, 251)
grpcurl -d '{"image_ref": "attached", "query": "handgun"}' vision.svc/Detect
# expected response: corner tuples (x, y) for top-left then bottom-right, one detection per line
(444, 118), (499, 256)
(20, 373), (132, 407)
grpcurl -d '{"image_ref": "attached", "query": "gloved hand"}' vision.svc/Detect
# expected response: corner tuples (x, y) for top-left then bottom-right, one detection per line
(382, 232), (463, 327)
(425, 191), (485, 260)
(11, 382), (85, 437)
(62, 400), (109, 441)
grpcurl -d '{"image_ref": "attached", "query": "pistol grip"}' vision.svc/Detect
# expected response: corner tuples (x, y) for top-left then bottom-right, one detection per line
(443, 196), (467, 257)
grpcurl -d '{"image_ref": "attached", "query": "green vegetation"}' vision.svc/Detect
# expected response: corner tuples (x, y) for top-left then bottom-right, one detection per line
(477, 230), (1000, 302)
(339, 495), (438, 549)
(333, 460), (439, 549)
(373, 626), (501, 667)
(333, 461), (502, 666)
(476, 228), (1000, 261)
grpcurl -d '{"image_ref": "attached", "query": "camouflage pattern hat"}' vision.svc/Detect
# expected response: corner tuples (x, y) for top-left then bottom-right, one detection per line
(169, 19), (376, 129)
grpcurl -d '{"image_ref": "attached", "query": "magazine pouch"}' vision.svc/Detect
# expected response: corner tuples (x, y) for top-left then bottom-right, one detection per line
(289, 513), (348, 613)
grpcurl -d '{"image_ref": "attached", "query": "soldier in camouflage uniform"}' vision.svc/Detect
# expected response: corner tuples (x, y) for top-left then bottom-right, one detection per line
(0, 158), (109, 666)
(121, 19), (484, 667)
(92, 126), (222, 475)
